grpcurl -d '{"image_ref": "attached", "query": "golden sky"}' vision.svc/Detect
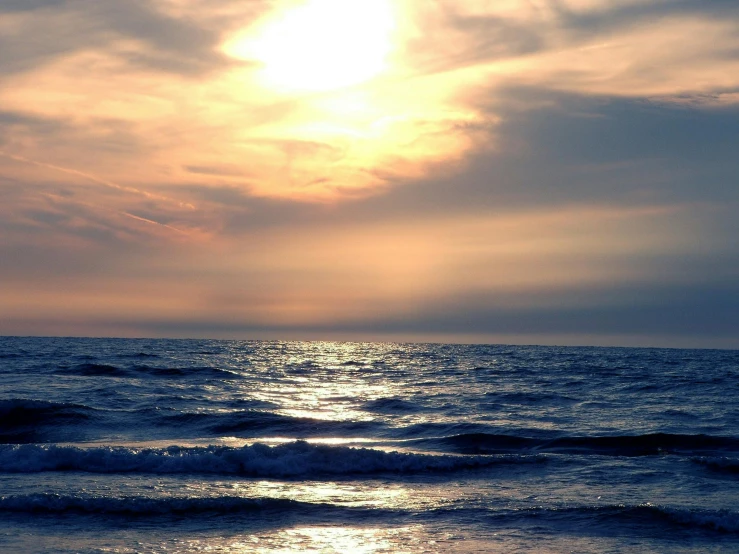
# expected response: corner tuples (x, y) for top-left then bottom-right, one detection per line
(1, 0), (738, 347)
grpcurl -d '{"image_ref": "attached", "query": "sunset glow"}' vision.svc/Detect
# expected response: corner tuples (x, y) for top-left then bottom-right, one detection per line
(0, 0), (737, 347)
(4, 5), (739, 553)
(226, 0), (397, 92)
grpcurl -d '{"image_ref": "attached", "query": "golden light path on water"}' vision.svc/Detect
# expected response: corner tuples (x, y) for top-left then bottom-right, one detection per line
(189, 342), (464, 552)
(219, 343), (459, 552)
(248, 341), (400, 423)
(170, 525), (452, 553)
(160, 530), (585, 553)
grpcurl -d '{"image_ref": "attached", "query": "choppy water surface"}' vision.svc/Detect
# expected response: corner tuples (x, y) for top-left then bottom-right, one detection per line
(1, 337), (738, 553)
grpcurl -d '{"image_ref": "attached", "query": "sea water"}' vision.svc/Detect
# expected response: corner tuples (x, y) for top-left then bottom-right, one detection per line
(0, 337), (737, 553)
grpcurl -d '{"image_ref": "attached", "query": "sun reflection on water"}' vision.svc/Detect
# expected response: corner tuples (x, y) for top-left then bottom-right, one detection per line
(179, 525), (434, 553)
(255, 526), (414, 553)
(250, 342), (399, 423)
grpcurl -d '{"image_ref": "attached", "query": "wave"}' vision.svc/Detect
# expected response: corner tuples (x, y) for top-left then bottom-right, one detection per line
(397, 422), (500, 439)
(0, 352), (26, 359)
(57, 363), (241, 379)
(425, 433), (539, 453)
(491, 504), (739, 534)
(0, 442), (543, 477)
(1, 494), (735, 534)
(120, 352), (161, 359)
(658, 506), (739, 533)
(0, 399), (95, 421)
(63, 363), (129, 377)
(201, 411), (379, 436)
(0, 493), (322, 516)
(0, 403), (382, 444)
(543, 433), (739, 455)
(591, 504), (739, 534)
(0, 399), (99, 444)
(362, 397), (419, 413)
(484, 391), (576, 404)
(421, 432), (739, 456)
(130, 365), (242, 379)
(692, 456), (739, 474)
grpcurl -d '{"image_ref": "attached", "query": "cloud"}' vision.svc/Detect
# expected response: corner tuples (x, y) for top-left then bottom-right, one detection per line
(0, 0), (253, 77)
(1, 0), (738, 347)
(3, 0), (738, 204)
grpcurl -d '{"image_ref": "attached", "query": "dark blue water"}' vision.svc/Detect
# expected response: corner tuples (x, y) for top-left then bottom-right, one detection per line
(1, 337), (738, 552)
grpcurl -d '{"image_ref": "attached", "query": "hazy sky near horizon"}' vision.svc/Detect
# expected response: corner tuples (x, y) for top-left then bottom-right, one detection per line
(1, 0), (738, 348)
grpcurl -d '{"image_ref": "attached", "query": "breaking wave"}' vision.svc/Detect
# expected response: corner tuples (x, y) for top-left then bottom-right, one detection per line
(691, 456), (739, 474)
(0, 493), (321, 516)
(0, 399), (97, 443)
(0, 441), (542, 477)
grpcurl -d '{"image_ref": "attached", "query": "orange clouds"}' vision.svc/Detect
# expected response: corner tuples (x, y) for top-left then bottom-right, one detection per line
(3, 0), (737, 209)
(1, 0), (738, 346)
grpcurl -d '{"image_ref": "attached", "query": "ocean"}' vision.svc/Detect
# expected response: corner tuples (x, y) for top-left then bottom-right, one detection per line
(0, 336), (737, 553)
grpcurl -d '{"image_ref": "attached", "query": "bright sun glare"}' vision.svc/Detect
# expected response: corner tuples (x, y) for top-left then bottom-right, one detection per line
(225, 0), (396, 92)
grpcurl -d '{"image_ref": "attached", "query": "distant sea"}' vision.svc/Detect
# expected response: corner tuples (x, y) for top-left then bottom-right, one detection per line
(1, 337), (738, 553)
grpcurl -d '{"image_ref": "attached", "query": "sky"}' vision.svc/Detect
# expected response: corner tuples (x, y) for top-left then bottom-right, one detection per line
(1, 0), (738, 348)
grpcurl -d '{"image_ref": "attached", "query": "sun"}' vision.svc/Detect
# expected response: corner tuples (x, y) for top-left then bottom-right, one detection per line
(225, 0), (397, 93)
